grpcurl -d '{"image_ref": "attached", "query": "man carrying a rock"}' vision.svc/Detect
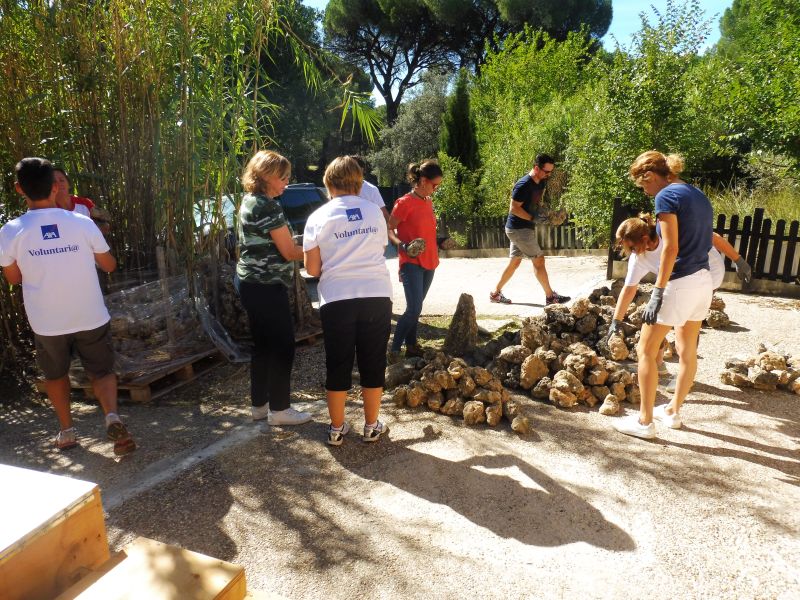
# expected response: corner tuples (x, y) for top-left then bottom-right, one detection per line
(489, 153), (570, 306)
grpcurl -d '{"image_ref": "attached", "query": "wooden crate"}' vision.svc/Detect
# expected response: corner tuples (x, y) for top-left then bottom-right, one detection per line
(0, 466), (110, 600)
(55, 537), (246, 600)
(36, 350), (223, 403)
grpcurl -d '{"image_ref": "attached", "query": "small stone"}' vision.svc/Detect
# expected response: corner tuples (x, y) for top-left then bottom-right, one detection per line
(610, 382), (627, 399)
(625, 384), (641, 405)
(607, 368), (633, 386)
(607, 334), (629, 361)
(705, 310), (730, 329)
(426, 391), (444, 412)
(592, 385), (611, 400)
(720, 370), (751, 387)
(598, 394), (621, 415)
(473, 388), (502, 404)
(552, 369), (584, 394)
(757, 351), (787, 372)
(433, 369), (457, 390)
(531, 377), (552, 399)
(420, 372), (442, 393)
(600, 295), (616, 306)
(447, 360), (466, 380)
(511, 416), (532, 434)
(406, 383), (426, 408)
(574, 314), (598, 335)
(485, 403), (502, 426)
(458, 374), (477, 398)
(499, 344), (532, 364)
(570, 298), (591, 319)
(462, 400), (486, 425)
(748, 366), (779, 390)
(724, 358), (749, 374)
(519, 355), (549, 389)
(586, 367), (609, 386)
(550, 387), (578, 408)
(579, 388), (599, 407)
(441, 398), (465, 416)
(520, 321), (549, 350)
(385, 361), (417, 389)
(709, 294), (726, 311)
(791, 379), (800, 395)
(471, 367), (493, 386)
(393, 385), (409, 407)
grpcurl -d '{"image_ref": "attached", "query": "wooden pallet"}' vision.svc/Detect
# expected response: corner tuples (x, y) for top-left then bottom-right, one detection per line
(36, 350), (224, 403)
(295, 326), (322, 346)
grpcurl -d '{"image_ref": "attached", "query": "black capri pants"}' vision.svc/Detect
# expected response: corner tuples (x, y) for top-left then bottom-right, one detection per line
(320, 297), (392, 391)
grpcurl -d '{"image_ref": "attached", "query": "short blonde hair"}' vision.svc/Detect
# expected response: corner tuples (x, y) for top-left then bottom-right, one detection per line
(323, 156), (363, 196)
(242, 150), (291, 195)
(629, 151), (684, 183)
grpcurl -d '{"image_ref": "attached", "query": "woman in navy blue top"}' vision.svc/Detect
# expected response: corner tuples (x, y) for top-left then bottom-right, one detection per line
(613, 151), (714, 440)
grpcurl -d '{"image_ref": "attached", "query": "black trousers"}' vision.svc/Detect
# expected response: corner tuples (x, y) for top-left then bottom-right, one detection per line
(237, 278), (294, 410)
(320, 297), (392, 391)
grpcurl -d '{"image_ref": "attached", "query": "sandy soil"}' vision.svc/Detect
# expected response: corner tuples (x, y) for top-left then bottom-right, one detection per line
(1, 256), (798, 599)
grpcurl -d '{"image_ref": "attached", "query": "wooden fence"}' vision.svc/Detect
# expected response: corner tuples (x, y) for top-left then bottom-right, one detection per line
(438, 215), (599, 252)
(607, 197), (800, 284)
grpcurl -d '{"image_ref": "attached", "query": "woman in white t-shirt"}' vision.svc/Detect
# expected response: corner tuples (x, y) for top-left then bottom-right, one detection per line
(609, 213), (751, 400)
(303, 156), (393, 446)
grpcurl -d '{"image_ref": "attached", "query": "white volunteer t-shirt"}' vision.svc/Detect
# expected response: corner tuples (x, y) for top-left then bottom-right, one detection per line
(73, 203), (91, 218)
(624, 237), (725, 288)
(303, 195), (392, 306)
(0, 208), (110, 335)
(359, 180), (386, 211)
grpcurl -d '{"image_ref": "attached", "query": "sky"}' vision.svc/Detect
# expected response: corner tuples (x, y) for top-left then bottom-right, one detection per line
(302, 0), (734, 102)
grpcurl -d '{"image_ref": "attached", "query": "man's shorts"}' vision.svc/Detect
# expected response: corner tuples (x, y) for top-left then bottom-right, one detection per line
(34, 321), (114, 380)
(657, 269), (713, 327)
(506, 227), (543, 259)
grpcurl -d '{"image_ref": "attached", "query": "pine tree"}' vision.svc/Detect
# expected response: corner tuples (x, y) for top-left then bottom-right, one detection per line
(440, 70), (478, 170)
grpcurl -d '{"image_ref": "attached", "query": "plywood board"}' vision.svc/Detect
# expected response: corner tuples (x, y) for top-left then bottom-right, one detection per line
(57, 537), (246, 600)
(0, 465), (109, 600)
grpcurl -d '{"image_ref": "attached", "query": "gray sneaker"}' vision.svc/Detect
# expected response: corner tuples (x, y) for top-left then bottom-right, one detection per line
(363, 420), (388, 443)
(268, 407), (313, 426)
(327, 422), (351, 446)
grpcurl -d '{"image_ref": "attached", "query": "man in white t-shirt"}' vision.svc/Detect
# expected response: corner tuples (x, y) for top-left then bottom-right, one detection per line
(0, 157), (135, 455)
(351, 156), (390, 223)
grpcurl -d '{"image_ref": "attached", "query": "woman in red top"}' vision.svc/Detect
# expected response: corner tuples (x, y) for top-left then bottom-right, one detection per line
(387, 160), (443, 360)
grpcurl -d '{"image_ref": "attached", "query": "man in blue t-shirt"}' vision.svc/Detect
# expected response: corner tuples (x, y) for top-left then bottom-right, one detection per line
(489, 154), (570, 306)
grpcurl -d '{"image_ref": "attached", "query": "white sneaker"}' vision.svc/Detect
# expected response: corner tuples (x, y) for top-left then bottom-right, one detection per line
(268, 407), (313, 426)
(251, 404), (270, 421)
(612, 414), (656, 439)
(653, 404), (683, 429)
(363, 420), (388, 442)
(327, 422), (351, 446)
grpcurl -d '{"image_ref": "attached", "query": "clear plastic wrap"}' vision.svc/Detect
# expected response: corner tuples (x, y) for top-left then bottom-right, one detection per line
(101, 274), (215, 381)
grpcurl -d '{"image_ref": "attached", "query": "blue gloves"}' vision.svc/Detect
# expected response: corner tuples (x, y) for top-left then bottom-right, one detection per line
(642, 287), (665, 325)
(734, 256), (752, 284)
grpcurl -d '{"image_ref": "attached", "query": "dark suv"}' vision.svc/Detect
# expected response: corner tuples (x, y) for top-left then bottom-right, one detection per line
(278, 183), (328, 234)
(194, 184), (328, 243)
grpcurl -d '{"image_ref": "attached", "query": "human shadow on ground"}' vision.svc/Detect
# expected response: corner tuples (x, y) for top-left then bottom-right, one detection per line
(507, 302), (545, 308)
(690, 381), (799, 438)
(330, 425), (635, 551)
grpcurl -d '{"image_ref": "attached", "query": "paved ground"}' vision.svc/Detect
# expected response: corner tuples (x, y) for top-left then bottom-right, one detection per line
(1, 256), (799, 599)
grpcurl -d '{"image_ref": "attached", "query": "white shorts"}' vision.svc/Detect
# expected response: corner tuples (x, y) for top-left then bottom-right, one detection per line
(657, 269), (713, 327)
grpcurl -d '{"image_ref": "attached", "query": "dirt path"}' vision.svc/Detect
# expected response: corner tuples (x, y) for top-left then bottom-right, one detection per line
(1, 257), (798, 599)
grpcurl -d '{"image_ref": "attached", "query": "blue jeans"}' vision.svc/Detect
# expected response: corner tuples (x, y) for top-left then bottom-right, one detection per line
(392, 263), (435, 351)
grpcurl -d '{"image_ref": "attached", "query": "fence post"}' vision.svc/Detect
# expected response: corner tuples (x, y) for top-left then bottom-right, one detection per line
(606, 196), (624, 280)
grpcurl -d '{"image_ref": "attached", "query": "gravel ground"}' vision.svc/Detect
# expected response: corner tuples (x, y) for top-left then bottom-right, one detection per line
(1, 256), (798, 599)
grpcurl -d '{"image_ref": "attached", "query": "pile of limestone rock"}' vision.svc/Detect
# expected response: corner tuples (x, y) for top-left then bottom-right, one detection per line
(388, 351), (535, 434)
(720, 345), (800, 394)
(487, 301), (641, 417)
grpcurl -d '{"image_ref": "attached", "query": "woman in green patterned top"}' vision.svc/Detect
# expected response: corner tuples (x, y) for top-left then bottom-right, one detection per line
(235, 150), (312, 426)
